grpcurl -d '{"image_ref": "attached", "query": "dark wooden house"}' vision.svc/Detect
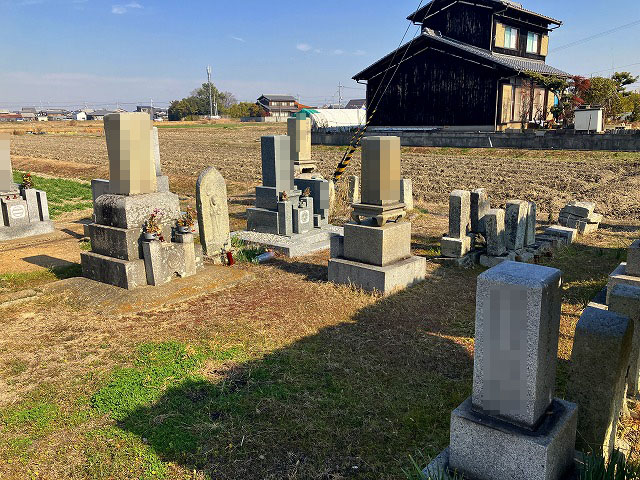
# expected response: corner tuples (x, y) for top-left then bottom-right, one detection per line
(353, 0), (570, 130)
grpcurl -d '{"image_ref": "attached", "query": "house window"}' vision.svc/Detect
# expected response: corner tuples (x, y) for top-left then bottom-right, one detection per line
(527, 32), (540, 54)
(504, 26), (518, 50)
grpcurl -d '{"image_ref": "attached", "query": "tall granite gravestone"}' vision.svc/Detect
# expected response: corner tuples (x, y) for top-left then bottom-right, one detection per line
(608, 283), (640, 398)
(196, 166), (230, 262)
(567, 301), (633, 460)
(233, 135), (341, 257)
(81, 113), (203, 289)
(441, 190), (472, 258)
(328, 137), (425, 294)
(0, 134), (54, 241)
(470, 188), (490, 234)
(426, 261), (577, 480)
(288, 115), (313, 173)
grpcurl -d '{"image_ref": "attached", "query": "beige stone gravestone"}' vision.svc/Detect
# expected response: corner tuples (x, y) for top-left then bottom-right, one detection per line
(196, 166), (231, 259)
(105, 112), (157, 195)
(287, 117), (311, 163)
(361, 136), (401, 206)
(0, 133), (13, 192)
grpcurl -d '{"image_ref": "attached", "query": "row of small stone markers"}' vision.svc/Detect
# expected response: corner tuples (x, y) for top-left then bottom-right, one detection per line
(0, 133), (54, 241)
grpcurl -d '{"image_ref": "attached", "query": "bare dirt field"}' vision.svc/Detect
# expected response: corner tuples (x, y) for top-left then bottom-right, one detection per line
(5, 122), (640, 220)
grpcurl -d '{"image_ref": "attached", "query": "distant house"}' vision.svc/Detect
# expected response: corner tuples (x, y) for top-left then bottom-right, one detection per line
(22, 107), (37, 114)
(345, 99), (366, 109)
(21, 113), (36, 122)
(136, 105), (155, 119)
(74, 111), (87, 121)
(353, 0), (570, 130)
(87, 110), (114, 121)
(0, 114), (22, 122)
(256, 94), (298, 121)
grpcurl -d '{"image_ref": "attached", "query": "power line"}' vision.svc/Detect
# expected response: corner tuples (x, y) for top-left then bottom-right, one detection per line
(551, 19), (640, 53)
(587, 61), (640, 76)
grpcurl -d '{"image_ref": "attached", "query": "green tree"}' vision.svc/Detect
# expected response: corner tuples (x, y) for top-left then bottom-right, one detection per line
(612, 71), (639, 96)
(167, 83), (240, 120)
(583, 77), (622, 118)
(227, 102), (257, 118)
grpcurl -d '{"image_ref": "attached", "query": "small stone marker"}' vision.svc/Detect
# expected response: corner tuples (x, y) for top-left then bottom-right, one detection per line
(608, 284), (640, 398)
(261, 135), (293, 193)
(196, 166), (231, 259)
(484, 208), (507, 256)
(525, 201), (537, 246)
(151, 126), (162, 176)
(400, 178), (414, 211)
(0, 133), (14, 192)
(448, 190), (470, 239)
(627, 239), (640, 277)
(360, 136), (401, 206)
(567, 304), (632, 460)
(505, 200), (527, 250)
(470, 188), (489, 234)
(105, 112), (157, 195)
(442, 261), (578, 480)
(348, 175), (360, 204)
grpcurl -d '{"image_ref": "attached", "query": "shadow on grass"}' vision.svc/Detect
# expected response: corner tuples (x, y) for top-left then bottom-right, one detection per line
(23, 255), (78, 272)
(267, 257), (329, 282)
(98, 273), (475, 479)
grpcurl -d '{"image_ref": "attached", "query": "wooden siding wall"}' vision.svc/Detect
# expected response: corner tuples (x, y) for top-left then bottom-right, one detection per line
(492, 15), (549, 60)
(366, 49), (499, 127)
(422, 2), (493, 49)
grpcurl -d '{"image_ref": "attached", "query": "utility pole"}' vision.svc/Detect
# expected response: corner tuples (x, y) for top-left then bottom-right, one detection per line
(338, 82), (343, 108)
(207, 66), (213, 119)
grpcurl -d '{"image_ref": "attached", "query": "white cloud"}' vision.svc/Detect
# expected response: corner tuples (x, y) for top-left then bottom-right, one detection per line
(296, 43), (312, 52)
(230, 36), (245, 43)
(111, 2), (142, 14)
(354, 49), (366, 56)
(333, 49), (344, 55)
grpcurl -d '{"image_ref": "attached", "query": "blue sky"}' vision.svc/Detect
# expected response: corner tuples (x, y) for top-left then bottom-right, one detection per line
(1, 0), (638, 110)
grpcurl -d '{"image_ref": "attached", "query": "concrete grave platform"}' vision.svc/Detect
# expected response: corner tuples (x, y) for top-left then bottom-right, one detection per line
(0, 219), (54, 241)
(607, 262), (640, 304)
(42, 265), (252, 315)
(232, 225), (343, 258)
(425, 398), (578, 480)
(328, 255), (426, 295)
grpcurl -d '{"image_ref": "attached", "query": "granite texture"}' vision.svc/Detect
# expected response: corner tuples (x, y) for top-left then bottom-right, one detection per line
(343, 220), (411, 267)
(93, 191), (181, 229)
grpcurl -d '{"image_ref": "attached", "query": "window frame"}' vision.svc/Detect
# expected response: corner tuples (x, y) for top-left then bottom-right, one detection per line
(526, 32), (540, 54)
(504, 26), (519, 50)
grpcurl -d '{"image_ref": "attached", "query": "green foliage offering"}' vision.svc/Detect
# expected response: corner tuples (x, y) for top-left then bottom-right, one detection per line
(579, 450), (640, 480)
(12, 171), (92, 219)
(230, 236), (266, 263)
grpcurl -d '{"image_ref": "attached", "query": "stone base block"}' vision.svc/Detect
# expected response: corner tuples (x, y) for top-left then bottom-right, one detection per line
(328, 255), (426, 295)
(94, 191), (181, 229)
(232, 225), (343, 258)
(255, 186), (278, 210)
(441, 235), (471, 258)
(577, 220), (599, 235)
(479, 252), (515, 268)
(330, 233), (344, 259)
(91, 179), (110, 203)
(142, 236), (202, 287)
(628, 240), (640, 277)
(81, 251), (147, 290)
(343, 221), (411, 266)
(314, 214), (328, 228)
(0, 220), (54, 241)
(87, 223), (141, 260)
(545, 225), (577, 244)
(607, 263), (640, 304)
(156, 175), (170, 193)
(246, 207), (280, 235)
(446, 397), (577, 480)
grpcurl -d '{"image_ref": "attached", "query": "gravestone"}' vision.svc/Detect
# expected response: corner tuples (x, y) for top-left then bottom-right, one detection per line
(627, 240), (640, 277)
(82, 113), (203, 289)
(441, 190), (472, 258)
(608, 284), (640, 398)
(288, 116), (313, 173)
(427, 261), (578, 480)
(348, 175), (360, 204)
(567, 303), (632, 460)
(294, 176), (330, 228)
(329, 136), (425, 294)
(400, 178), (414, 212)
(0, 133), (16, 193)
(525, 201), (537, 246)
(196, 166), (231, 261)
(0, 134), (54, 241)
(484, 208), (507, 257)
(152, 126), (170, 192)
(105, 112), (157, 195)
(505, 200), (527, 250)
(470, 188), (490, 234)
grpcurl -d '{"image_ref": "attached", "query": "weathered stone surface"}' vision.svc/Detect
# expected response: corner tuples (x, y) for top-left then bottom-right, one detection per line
(348, 175), (360, 204)
(566, 305), (632, 460)
(545, 225), (577, 244)
(196, 166), (231, 257)
(105, 112), (157, 195)
(294, 177), (330, 216)
(156, 175), (170, 193)
(86, 223), (141, 261)
(261, 136), (293, 193)
(485, 208), (507, 256)
(0, 133), (15, 193)
(0, 219), (54, 241)
(2, 198), (29, 227)
(608, 284), (640, 397)
(525, 201), (537, 246)
(505, 200), (527, 250)
(330, 233), (344, 258)
(449, 397), (577, 480)
(360, 136), (401, 206)
(36, 190), (49, 221)
(473, 261), (562, 428)
(608, 263), (640, 304)
(400, 178), (414, 212)
(278, 200), (293, 236)
(94, 191), (180, 229)
(328, 255), (426, 295)
(142, 237), (200, 287)
(441, 235), (471, 258)
(627, 239), (640, 277)
(151, 126), (162, 176)
(232, 225), (343, 258)
(91, 179), (110, 203)
(563, 201), (596, 218)
(246, 207), (279, 235)
(343, 220), (411, 267)
(470, 188), (489, 234)
(292, 198), (313, 234)
(255, 186), (278, 210)
(80, 251), (147, 290)
(449, 190), (470, 239)
(287, 117), (311, 162)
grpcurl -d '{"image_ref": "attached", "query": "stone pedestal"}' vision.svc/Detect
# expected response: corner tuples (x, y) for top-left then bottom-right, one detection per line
(608, 284), (640, 398)
(329, 220), (425, 295)
(627, 240), (640, 277)
(607, 263), (640, 304)
(0, 189), (54, 241)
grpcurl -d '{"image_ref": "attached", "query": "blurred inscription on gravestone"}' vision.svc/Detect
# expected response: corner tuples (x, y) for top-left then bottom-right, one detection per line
(360, 136), (401, 206)
(0, 133), (13, 192)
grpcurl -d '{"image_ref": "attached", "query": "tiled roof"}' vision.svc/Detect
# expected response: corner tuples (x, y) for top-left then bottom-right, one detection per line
(259, 94), (297, 102)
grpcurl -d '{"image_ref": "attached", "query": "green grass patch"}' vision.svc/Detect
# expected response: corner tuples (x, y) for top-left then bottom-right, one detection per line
(0, 263), (82, 290)
(12, 171), (92, 219)
(230, 236), (267, 263)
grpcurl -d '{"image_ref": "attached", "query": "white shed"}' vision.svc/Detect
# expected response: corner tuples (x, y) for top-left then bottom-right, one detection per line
(574, 106), (604, 133)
